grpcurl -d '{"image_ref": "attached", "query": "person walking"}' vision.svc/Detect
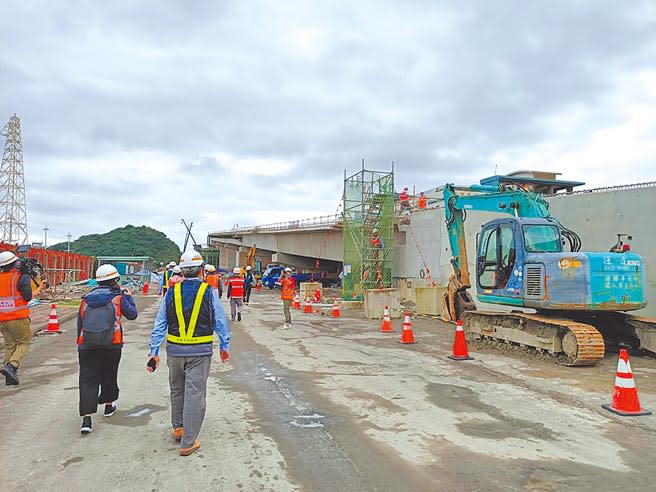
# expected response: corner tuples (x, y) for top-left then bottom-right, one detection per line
(226, 267), (245, 322)
(203, 264), (223, 299)
(168, 265), (184, 288)
(146, 250), (230, 456)
(0, 251), (47, 385)
(243, 265), (255, 304)
(280, 267), (295, 329)
(160, 261), (176, 296)
(77, 264), (138, 434)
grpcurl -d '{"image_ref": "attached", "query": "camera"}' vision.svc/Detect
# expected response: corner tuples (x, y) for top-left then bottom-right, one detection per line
(16, 257), (43, 283)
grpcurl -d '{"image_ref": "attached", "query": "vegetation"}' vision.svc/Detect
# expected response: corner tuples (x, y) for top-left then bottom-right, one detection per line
(51, 225), (181, 266)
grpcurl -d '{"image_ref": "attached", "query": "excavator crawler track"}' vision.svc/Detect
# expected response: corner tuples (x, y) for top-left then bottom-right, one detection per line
(461, 311), (605, 366)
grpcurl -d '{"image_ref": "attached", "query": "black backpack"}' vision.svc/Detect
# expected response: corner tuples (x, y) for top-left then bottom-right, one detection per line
(80, 296), (121, 349)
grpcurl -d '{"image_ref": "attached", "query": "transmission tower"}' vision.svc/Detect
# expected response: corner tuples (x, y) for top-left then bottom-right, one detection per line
(0, 114), (28, 244)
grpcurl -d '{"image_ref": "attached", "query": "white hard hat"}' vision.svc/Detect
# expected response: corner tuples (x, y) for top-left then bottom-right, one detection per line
(233, 267), (241, 274)
(172, 265), (182, 274)
(372, 228), (378, 234)
(403, 186), (408, 190)
(179, 250), (204, 268)
(0, 251), (18, 267)
(203, 264), (212, 271)
(96, 264), (120, 282)
(284, 267), (292, 273)
(207, 264), (216, 273)
(246, 265), (252, 270)
(168, 261), (176, 267)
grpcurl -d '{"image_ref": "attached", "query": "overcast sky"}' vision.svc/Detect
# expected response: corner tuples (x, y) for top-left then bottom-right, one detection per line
(1, 1), (655, 247)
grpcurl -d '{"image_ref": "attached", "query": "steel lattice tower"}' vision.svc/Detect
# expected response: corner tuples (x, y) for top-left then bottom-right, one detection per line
(0, 114), (28, 244)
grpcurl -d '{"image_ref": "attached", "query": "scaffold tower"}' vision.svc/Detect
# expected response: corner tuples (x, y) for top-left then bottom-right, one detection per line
(343, 164), (395, 300)
(0, 114), (28, 244)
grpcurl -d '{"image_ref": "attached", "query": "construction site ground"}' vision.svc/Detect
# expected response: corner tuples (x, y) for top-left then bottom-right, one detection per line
(1, 290), (655, 492)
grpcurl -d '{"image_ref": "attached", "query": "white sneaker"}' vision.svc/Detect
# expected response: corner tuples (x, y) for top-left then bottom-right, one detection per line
(281, 323), (290, 329)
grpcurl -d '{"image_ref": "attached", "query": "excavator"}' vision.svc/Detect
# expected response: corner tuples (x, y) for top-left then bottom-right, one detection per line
(442, 182), (656, 366)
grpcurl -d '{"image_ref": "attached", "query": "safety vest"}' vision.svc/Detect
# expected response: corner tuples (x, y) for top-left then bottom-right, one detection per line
(205, 273), (219, 289)
(228, 277), (245, 298)
(399, 190), (409, 202)
(77, 296), (123, 346)
(166, 282), (214, 345)
(163, 269), (172, 286)
(280, 276), (295, 300)
(0, 271), (30, 322)
(418, 196), (427, 209)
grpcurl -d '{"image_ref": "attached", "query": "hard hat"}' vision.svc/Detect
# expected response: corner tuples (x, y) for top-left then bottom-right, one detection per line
(96, 264), (120, 281)
(372, 228), (378, 234)
(246, 265), (252, 270)
(172, 265), (182, 274)
(403, 186), (408, 190)
(232, 267), (241, 274)
(0, 251), (18, 267)
(168, 261), (176, 268)
(284, 267), (292, 273)
(203, 264), (212, 271)
(179, 250), (204, 268)
(207, 265), (216, 273)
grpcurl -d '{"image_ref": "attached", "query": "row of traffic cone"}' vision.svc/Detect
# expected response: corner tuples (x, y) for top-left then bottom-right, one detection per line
(294, 293), (341, 318)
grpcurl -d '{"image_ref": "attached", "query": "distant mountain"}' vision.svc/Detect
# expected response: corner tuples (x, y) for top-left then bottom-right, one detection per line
(51, 225), (181, 266)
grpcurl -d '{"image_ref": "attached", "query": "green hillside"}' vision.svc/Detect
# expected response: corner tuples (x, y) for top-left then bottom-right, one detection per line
(51, 225), (181, 266)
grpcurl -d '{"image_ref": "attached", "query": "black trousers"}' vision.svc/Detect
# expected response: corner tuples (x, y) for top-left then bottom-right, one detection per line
(78, 348), (122, 416)
(244, 286), (252, 303)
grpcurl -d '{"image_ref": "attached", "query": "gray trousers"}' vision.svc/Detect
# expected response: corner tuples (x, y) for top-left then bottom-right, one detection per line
(167, 355), (212, 448)
(230, 298), (243, 320)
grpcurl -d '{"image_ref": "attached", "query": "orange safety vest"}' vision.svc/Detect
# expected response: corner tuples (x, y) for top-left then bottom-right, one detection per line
(0, 271), (30, 322)
(205, 273), (219, 289)
(418, 195), (427, 208)
(77, 296), (123, 346)
(280, 276), (295, 300)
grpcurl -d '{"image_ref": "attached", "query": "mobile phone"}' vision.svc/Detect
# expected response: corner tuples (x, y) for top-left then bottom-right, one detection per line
(147, 358), (157, 371)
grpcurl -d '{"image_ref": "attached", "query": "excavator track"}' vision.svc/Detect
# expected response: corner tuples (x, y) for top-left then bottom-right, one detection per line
(461, 311), (606, 366)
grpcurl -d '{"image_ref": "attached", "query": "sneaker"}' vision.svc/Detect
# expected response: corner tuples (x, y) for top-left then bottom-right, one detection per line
(180, 439), (201, 456)
(172, 427), (184, 442)
(80, 416), (92, 434)
(281, 323), (289, 330)
(103, 402), (118, 417)
(237, 312), (241, 322)
(1, 363), (19, 386)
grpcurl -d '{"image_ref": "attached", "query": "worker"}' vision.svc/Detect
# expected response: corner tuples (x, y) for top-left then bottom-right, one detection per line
(0, 251), (47, 385)
(243, 265), (255, 304)
(280, 267), (295, 329)
(147, 250), (230, 456)
(226, 267), (245, 322)
(160, 261), (176, 296)
(399, 186), (411, 212)
(77, 264), (138, 434)
(417, 191), (427, 209)
(168, 265), (184, 287)
(204, 264), (223, 298)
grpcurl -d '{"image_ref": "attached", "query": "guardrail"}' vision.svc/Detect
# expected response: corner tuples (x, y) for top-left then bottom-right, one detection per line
(212, 213), (343, 235)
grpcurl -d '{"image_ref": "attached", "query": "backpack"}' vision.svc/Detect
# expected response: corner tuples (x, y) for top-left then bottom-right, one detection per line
(79, 296), (122, 349)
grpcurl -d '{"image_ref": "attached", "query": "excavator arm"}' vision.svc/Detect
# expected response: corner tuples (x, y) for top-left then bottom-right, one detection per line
(442, 183), (550, 321)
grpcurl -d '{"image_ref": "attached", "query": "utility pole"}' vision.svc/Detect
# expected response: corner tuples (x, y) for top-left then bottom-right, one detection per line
(0, 114), (29, 244)
(43, 225), (49, 248)
(67, 232), (72, 253)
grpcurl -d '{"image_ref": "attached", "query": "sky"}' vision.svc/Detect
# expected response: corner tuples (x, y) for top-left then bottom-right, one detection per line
(1, 1), (655, 248)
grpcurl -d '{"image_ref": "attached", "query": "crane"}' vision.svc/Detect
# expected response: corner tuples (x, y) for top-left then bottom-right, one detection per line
(442, 182), (655, 365)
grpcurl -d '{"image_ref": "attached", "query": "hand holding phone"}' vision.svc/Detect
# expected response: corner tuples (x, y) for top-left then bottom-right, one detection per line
(146, 355), (159, 373)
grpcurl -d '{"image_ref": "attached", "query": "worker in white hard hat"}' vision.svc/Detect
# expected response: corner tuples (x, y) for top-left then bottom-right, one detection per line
(226, 267), (245, 321)
(168, 265), (184, 287)
(279, 267), (295, 328)
(77, 263), (138, 434)
(243, 265), (255, 304)
(203, 264), (223, 298)
(399, 185), (411, 212)
(160, 261), (177, 296)
(147, 250), (231, 456)
(0, 251), (47, 386)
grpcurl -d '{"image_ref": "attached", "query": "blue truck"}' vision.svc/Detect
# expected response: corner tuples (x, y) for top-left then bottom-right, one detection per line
(259, 265), (315, 289)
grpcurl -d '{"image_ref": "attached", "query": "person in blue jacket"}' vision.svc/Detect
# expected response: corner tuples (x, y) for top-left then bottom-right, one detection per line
(147, 250), (231, 456)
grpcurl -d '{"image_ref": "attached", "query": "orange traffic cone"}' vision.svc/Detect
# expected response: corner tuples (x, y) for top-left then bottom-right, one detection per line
(293, 294), (301, 310)
(331, 301), (341, 318)
(380, 306), (394, 332)
(256, 281), (261, 292)
(448, 320), (473, 360)
(303, 298), (313, 313)
(602, 347), (652, 416)
(45, 304), (62, 334)
(398, 311), (416, 344)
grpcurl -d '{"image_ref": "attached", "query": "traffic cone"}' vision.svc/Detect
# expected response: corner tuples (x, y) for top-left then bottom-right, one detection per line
(398, 311), (416, 344)
(602, 348), (652, 416)
(293, 294), (301, 310)
(256, 281), (261, 292)
(448, 320), (473, 360)
(331, 300), (341, 318)
(45, 304), (62, 334)
(380, 306), (394, 332)
(142, 282), (149, 295)
(303, 298), (313, 313)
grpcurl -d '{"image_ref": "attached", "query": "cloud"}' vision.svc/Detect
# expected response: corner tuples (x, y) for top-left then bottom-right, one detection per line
(0, 0), (655, 246)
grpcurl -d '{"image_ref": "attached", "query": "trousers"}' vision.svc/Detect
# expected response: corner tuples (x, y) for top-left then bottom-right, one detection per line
(230, 298), (243, 320)
(283, 299), (292, 324)
(167, 355), (212, 448)
(244, 286), (252, 303)
(78, 348), (122, 416)
(1, 317), (32, 369)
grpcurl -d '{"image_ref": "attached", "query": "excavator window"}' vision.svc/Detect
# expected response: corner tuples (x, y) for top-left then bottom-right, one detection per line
(523, 225), (561, 253)
(498, 225), (516, 288)
(477, 224), (516, 290)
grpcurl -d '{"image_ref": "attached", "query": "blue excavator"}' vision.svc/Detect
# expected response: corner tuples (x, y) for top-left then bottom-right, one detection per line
(442, 182), (655, 365)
